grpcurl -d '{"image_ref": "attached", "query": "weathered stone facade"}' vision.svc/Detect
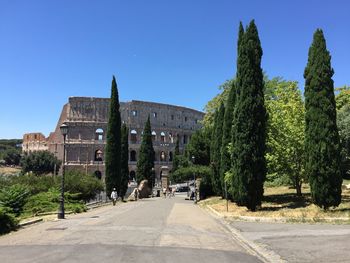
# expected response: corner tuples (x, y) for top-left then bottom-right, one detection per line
(22, 133), (48, 152)
(24, 97), (204, 183)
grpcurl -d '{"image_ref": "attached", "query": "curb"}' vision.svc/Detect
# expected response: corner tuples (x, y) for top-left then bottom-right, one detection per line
(19, 218), (43, 227)
(87, 201), (112, 210)
(205, 205), (285, 263)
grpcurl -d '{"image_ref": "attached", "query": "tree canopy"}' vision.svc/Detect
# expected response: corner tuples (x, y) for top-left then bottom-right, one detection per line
(21, 151), (61, 175)
(265, 78), (305, 195)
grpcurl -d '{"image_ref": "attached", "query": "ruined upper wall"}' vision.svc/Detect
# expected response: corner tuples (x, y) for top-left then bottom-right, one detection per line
(65, 97), (204, 130)
(67, 97), (112, 122)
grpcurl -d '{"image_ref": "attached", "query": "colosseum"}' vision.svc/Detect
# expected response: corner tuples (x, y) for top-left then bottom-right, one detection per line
(23, 97), (204, 184)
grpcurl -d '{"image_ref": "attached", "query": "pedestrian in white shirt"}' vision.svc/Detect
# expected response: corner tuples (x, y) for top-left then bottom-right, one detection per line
(111, 188), (118, 206)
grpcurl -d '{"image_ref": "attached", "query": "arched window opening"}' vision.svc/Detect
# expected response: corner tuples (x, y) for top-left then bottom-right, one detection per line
(94, 171), (102, 180)
(130, 150), (137, 162)
(130, 129), (137, 143)
(160, 132), (165, 142)
(169, 152), (173, 162)
(129, 171), (136, 181)
(95, 149), (103, 161)
(95, 128), (104, 140)
(160, 151), (166, 162)
(152, 131), (156, 141)
(183, 135), (188, 144)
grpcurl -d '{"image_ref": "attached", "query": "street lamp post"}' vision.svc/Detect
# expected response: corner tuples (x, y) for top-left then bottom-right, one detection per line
(58, 123), (68, 219)
(151, 167), (155, 197)
(191, 156), (197, 203)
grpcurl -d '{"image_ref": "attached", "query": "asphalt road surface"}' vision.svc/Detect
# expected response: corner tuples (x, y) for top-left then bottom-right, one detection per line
(230, 221), (350, 262)
(0, 194), (261, 263)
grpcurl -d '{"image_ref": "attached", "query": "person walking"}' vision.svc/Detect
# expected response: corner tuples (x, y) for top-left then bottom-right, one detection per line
(111, 188), (118, 206)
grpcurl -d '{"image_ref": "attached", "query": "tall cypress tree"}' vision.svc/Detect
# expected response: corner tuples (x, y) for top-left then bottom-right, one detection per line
(210, 103), (225, 195)
(136, 116), (155, 186)
(304, 29), (342, 209)
(231, 20), (267, 211)
(120, 123), (129, 200)
(220, 82), (236, 197)
(231, 22), (245, 176)
(105, 76), (121, 197)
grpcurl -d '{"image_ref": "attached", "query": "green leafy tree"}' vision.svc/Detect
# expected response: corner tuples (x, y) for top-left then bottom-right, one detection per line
(304, 29), (342, 209)
(105, 76), (122, 197)
(231, 21), (267, 211)
(203, 79), (234, 130)
(265, 79), (305, 195)
(120, 124), (129, 199)
(21, 151), (61, 175)
(136, 116), (155, 186)
(185, 129), (211, 166)
(337, 105), (350, 177)
(3, 149), (21, 166)
(335, 86), (350, 111)
(210, 103), (225, 195)
(0, 139), (22, 161)
(170, 165), (211, 184)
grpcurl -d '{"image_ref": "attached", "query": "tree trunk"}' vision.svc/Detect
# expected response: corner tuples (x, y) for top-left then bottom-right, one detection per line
(295, 176), (302, 196)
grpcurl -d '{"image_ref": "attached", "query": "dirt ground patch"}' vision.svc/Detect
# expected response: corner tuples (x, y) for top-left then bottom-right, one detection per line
(199, 183), (350, 223)
(0, 166), (21, 175)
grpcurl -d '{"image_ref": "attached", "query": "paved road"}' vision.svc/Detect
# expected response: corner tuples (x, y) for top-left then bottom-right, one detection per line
(230, 221), (350, 262)
(0, 194), (261, 263)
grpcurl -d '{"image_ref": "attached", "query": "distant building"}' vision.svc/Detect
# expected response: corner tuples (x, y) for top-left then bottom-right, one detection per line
(22, 133), (48, 153)
(23, 97), (204, 183)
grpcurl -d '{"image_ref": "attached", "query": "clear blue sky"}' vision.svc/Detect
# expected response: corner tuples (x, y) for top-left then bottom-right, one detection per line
(1, 0), (349, 139)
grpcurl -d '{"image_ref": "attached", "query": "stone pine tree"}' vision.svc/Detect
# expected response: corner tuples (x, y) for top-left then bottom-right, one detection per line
(105, 76), (122, 198)
(304, 29), (342, 209)
(210, 103), (225, 195)
(120, 123), (129, 200)
(136, 116), (155, 186)
(231, 20), (267, 211)
(220, 82), (236, 197)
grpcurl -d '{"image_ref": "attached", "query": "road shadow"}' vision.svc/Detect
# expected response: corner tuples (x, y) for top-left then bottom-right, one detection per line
(261, 193), (312, 211)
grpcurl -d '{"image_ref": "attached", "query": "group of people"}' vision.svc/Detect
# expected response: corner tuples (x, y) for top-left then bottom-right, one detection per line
(111, 185), (176, 205)
(162, 187), (176, 198)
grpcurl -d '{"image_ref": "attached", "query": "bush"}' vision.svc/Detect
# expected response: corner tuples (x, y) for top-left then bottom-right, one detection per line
(0, 207), (18, 235)
(0, 184), (30, 216)
(64, 170), (104, 202)
(9, 174), (57, 195)
(23, 188), (86, 216)
(23, 188), (60, 216)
